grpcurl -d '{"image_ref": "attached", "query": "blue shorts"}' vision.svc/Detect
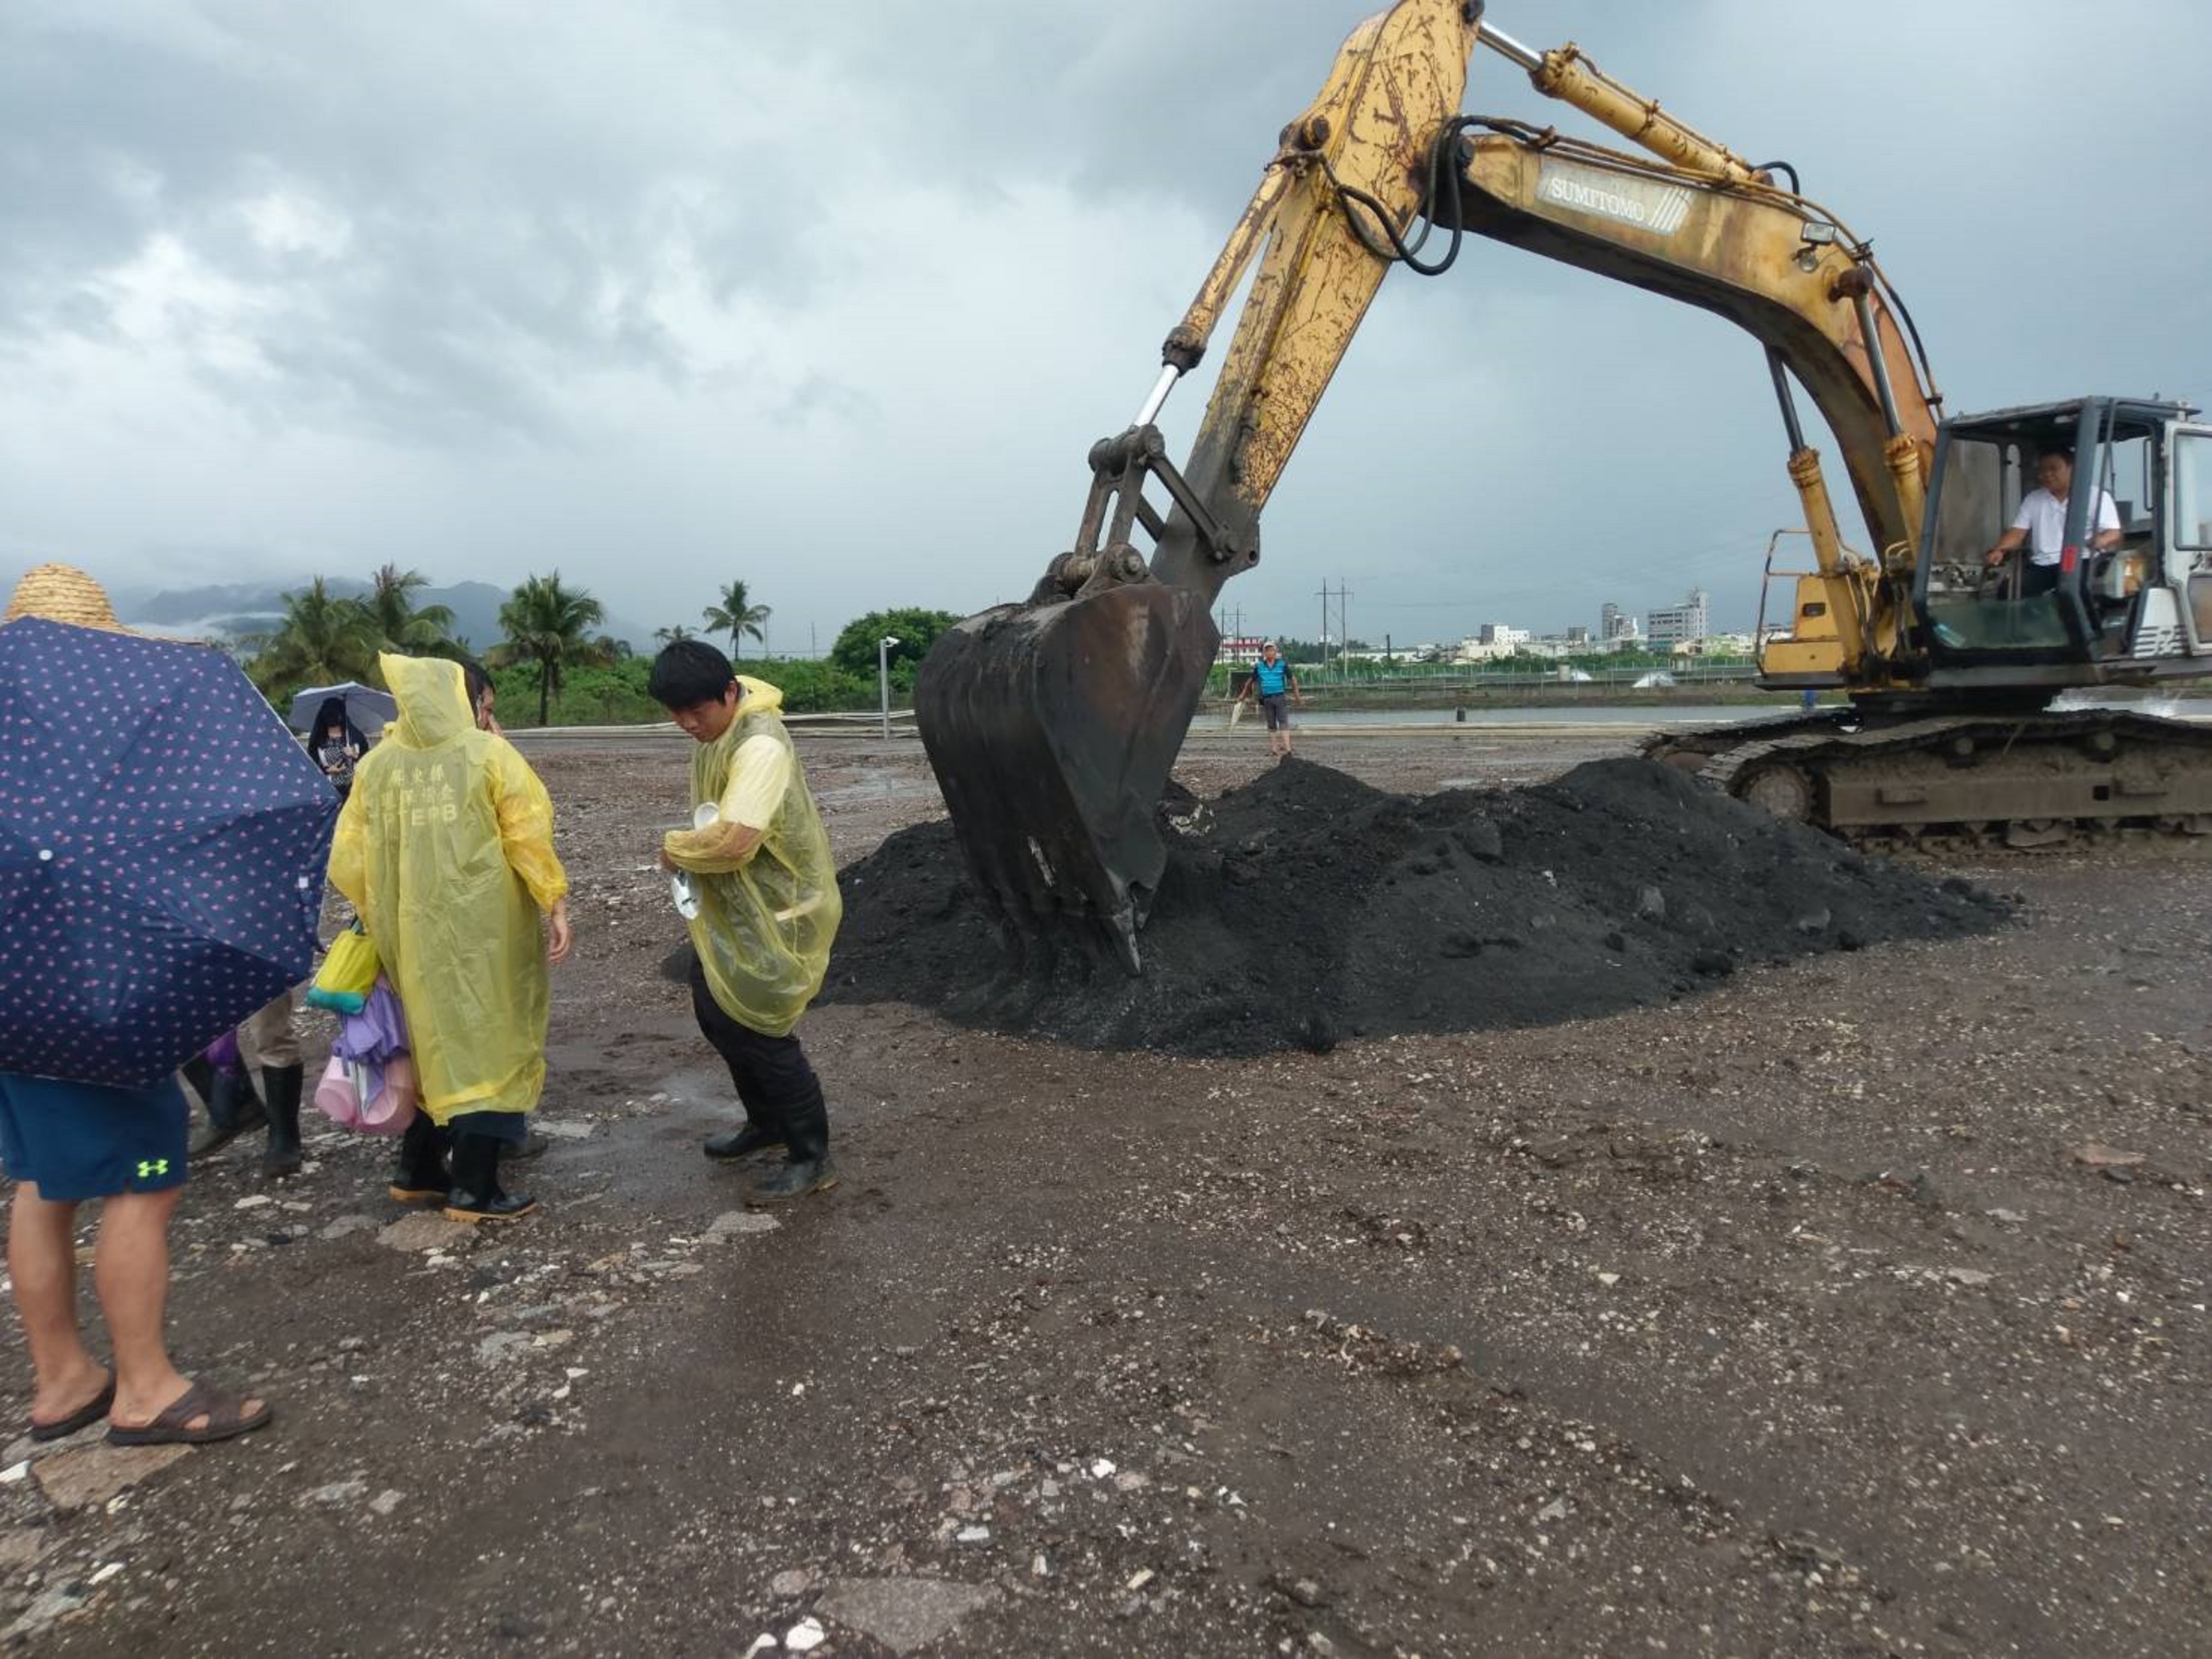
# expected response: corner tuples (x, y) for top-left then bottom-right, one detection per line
(0, 1072), (189, 1202)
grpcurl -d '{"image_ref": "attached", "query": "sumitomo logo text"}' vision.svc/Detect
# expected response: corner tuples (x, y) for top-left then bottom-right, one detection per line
(1536, 159), (1693, 236)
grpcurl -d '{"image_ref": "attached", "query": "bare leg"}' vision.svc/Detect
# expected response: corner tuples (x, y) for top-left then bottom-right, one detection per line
(96, 1188), (261, 1433)
(7, 1185), (109, 1425)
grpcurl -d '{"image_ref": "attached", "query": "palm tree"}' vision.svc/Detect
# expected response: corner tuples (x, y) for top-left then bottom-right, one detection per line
(496, 572), (607, 726)
(365, 564), (458, 653)
(251, 579), (380, 698)
(702, 579), (771, 660)
(654, 624), (695, 645)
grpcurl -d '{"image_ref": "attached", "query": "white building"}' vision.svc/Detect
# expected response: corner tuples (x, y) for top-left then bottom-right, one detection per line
(1453, 623), (1535, 663)
(1215, 636), (1268, 666)
(1645, 589), (1710, 647)
(1453, 636), (1517, 663)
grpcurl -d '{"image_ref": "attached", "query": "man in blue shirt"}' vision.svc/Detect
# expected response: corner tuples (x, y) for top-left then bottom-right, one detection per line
(1234, 641), (1304, 758)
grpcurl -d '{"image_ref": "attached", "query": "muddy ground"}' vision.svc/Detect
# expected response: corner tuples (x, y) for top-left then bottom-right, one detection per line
(1, 726), (2206, 1658)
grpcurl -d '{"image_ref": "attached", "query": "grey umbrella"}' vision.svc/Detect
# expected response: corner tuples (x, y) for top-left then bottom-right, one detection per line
(287, 681), (398, 739)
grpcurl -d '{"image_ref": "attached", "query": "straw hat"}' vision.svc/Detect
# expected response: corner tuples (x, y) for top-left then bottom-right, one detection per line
(3, 563), (131, 633)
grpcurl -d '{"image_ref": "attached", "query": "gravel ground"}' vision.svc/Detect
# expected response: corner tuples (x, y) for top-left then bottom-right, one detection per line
(0, 726), (2205, 1658)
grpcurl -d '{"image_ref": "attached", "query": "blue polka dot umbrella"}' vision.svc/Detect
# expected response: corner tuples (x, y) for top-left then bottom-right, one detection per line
(0, 617), (339, 1086)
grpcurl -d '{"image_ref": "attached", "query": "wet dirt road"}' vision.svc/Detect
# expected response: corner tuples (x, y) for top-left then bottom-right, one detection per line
(1, 728), (2206, 1658)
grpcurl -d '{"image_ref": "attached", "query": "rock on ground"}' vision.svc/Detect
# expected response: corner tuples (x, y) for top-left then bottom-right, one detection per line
(705, 1209), (780, 1241)
(378, 1212), (472, 1252)
(33, 1443), (192, 1512)
(4, 1586), (88, 1645)
(815, 1577), (1001, 1655)
(0, 1529), (51, 1571)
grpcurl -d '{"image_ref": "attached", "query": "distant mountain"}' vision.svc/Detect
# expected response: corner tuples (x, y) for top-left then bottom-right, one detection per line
(101, 577), (654, 654)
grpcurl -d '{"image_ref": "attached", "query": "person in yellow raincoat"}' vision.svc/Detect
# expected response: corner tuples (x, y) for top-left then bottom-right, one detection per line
(650, 641), (841, 1202)
(327, 654), (572, 1223)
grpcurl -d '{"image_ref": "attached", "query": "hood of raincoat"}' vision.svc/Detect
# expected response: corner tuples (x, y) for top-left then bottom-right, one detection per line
(382, 654), (474, 749)
(734, 675), (783, 719)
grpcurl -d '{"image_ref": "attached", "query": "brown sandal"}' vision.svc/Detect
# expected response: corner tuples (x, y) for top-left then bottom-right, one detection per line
(106, 1379), (273, 1446)
(28, 1372), (115, 1442)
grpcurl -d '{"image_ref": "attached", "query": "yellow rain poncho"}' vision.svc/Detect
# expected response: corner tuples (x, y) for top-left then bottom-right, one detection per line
(663, 676), (841, 1038)
(327, 655), (568, 1124)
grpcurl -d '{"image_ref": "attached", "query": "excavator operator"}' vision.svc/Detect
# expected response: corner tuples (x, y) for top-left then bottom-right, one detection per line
(1983, 448), (2123, 597)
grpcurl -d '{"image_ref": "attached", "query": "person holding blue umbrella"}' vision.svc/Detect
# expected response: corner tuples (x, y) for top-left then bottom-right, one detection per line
(0, 564), (332, 1445)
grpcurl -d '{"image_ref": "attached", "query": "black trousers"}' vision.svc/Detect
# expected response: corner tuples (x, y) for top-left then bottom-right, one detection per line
(687, 954), (822, 1136)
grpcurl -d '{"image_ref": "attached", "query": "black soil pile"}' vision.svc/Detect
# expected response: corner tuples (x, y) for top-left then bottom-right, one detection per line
(821, 757), (2011, 1057)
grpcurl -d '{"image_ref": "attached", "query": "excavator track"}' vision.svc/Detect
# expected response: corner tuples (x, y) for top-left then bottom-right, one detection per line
(1644, 710), (2212, 855)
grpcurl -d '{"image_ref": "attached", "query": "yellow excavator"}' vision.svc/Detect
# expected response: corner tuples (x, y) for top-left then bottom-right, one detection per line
(917, 0), (2212, 969)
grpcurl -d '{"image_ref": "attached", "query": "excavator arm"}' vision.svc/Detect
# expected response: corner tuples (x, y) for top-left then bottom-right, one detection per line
(918, 0), (1483, 970)
(1441, 19), (1942, 681)
(917, 1), (1949, 969)
(1447, 132), (1934, 556)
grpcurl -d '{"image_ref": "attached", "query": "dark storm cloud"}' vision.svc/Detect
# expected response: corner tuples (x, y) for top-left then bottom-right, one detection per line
(1, 0), (2208, 643)
(0, 1), (827, 440)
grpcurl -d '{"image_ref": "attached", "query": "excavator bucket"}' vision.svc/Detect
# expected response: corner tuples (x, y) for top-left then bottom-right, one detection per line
(916, 583), (1219, 974)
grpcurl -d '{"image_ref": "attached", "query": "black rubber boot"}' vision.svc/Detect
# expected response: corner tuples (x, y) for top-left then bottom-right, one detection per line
(744, 1090), (836, 1205)
(705, 1077), (783, 1162)
(703, 1117), (781, 1163)
(188, 1065), (266, 1157)
(389, 1115), (452, 1204)
(443, 1133), (538, 1224)
(258, 1064), (306, 1178)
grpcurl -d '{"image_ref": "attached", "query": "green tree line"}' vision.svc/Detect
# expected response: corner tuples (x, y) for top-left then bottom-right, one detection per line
(243, 570), (961, 726)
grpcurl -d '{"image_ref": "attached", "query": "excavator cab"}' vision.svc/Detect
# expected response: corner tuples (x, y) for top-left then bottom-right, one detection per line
(1915, 397), (2209, 681)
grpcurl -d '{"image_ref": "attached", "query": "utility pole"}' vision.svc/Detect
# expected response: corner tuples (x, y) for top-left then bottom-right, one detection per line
(878, 634), (901, 740)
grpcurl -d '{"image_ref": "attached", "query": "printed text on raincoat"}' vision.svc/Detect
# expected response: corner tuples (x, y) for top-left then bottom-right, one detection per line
(327, 655), (568, 1124)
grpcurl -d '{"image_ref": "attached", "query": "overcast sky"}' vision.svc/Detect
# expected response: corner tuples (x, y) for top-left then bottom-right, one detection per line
(4, 0), (2208, 648)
